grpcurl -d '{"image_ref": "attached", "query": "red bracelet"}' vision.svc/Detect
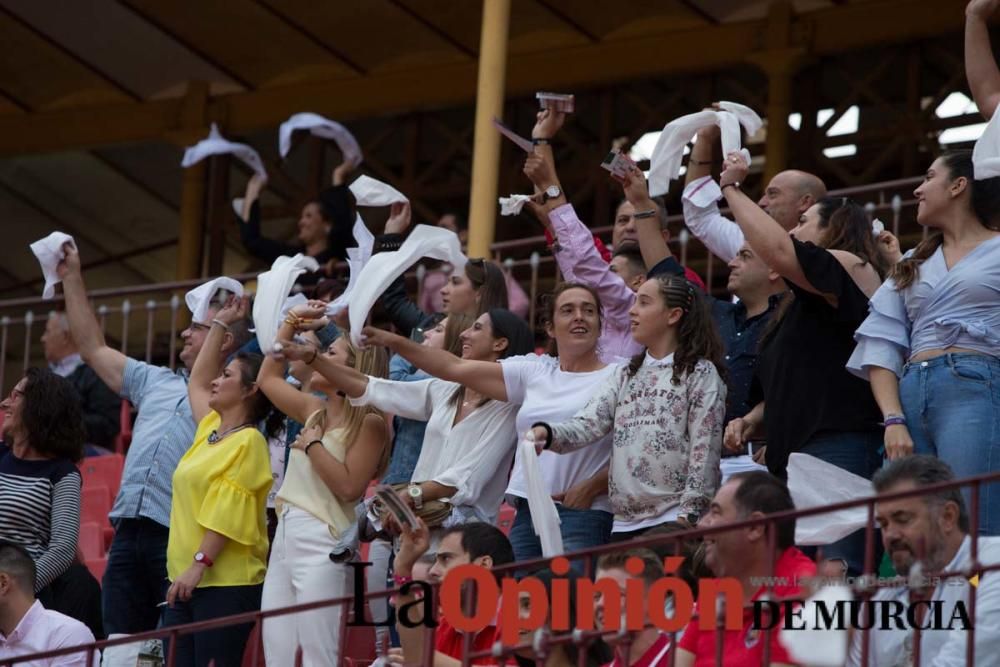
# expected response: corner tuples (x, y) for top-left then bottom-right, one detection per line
(393, 574), (413, 587)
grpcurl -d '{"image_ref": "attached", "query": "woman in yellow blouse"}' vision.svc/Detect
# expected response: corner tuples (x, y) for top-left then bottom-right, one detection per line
(163, 296), (276, 667)
(257, 300), (389, 667)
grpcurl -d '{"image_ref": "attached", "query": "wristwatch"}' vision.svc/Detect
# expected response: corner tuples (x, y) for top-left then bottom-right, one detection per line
(541, 185), (563, 204)
(408, 484), (424, 510)
(194, 552), (214, 567)
(685, 513), (700, 527)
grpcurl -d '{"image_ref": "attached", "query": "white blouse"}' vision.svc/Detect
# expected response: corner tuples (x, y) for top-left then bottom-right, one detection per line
(350, 376), (519, 523)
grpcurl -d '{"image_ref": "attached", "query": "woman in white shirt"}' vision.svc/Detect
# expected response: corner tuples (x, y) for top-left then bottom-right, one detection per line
(256, 301), (389, 667)
(279, 309), (534, 541)
(361, 284), (619, 564)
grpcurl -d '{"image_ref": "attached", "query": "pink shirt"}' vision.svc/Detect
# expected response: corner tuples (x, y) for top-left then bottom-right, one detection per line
(0, 601), (97, 666)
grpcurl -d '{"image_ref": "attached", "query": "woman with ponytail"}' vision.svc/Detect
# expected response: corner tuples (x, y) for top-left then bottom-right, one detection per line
(718, 151), (889, 577)
(849, 150), (1000, 533)
(529, 275), (727, 541)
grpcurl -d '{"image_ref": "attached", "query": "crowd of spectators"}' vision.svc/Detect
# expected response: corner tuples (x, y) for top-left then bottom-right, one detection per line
(1, 3), (999, 666)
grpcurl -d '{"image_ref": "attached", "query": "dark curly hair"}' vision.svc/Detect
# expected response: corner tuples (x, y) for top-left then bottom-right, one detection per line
(19, 368), (85, 463)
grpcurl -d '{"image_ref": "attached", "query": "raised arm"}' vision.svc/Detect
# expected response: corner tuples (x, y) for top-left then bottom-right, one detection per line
(57, 244), (126, 395)
(292, 414), (387, 503)
(274, 336), (372, 400)
(236, 175), (299, 263)
(685, 121), (719, 187)
(240, 173), (265, 222)
(681, 124), (745, 264)
(966, 0), (1000, 119)
(188, 295), (248, 423)
(620, 162), (672, 269)
(257, 303), (327, 424)
(360, 326), (508, 401)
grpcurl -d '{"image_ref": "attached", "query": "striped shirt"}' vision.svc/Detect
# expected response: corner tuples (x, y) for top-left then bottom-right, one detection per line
(112, 358), (194, 527)
(0, 448), (81, 592)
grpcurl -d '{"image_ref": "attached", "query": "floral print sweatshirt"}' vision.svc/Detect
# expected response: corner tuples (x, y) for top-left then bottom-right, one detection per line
(545, 353), (726, 522)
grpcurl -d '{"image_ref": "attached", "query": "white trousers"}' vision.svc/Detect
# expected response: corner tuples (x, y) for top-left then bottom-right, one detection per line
(262, 505), (353, 667)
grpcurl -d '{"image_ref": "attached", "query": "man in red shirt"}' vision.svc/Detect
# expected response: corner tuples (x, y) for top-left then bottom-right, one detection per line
(677, 471), (816, 667)
(595, 548), (675, 667)
(390, 519), (514, 666)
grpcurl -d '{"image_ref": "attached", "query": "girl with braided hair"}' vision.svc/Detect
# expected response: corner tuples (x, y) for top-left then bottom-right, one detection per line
(529, 274), (727, 542)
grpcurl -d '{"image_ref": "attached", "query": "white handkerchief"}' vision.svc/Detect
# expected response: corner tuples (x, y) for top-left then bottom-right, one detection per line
(348, 225), (465, 346)
(326, 213), (376, 316)
(182, 124), (267, 181)
(348, 175), (408, 207)
(648, 101), (762, 197)
(279, 112), (362, 166)
(520, 438), (563, 557)
(781, 584), (852, 666)
(29, 232), (76, 299)
(185, 277), (245, 325)
(232, 198), (245, 219)
(499, 194), (533, 216)
(973, 105), (1000, 180)
(252, 255), (320, 353)
(787, 453), (873, 545)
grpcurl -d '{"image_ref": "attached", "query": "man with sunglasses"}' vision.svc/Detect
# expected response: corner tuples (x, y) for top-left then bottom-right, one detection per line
(56, 245), (252, 645)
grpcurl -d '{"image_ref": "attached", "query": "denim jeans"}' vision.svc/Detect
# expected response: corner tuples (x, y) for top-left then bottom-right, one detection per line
(799, 430), (884, 577)
(507, 498), (612, 573)
(900, 353), (1000, 535)
(162, 583), (263, 667)
(102, 518), (170, 636)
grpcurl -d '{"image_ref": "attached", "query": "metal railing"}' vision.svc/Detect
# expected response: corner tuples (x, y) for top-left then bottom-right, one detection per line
(0, 175), (925, 394)
(3, 468), (996, 667)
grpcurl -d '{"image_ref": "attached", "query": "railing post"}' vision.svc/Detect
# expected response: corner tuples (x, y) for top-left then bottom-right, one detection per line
(0, 315), (9, 390)
(145, 299), (156, 363)
(120, 299), (131, 354)
(169, 294), (180, 372)
(528, 252), (540, 334)
(22, 310), (33, 375)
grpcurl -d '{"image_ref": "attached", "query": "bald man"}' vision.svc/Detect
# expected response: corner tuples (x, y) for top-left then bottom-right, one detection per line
(681, 120), (826, 263)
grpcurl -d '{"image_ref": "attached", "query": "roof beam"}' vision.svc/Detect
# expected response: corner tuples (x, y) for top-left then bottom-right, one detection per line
(252, 1), (367, 76)
(0, 0), (969, 157)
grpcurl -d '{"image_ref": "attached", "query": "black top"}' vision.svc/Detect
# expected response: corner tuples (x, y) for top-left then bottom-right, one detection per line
(66, 363), (121, 448)
(750, 240), (882, 476)
(237, 184), (355, 286)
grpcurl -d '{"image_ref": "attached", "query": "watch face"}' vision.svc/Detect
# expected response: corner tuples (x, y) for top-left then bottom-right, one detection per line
(546, 186), (560, 198)
(409, 486), (421, 497)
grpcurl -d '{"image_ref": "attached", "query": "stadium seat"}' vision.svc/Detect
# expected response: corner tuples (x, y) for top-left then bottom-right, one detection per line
(78, 521), (104, 561)
(81, 485), (114, 548)
(342, 624), (376, 666)
(84, 557), (107, 582)
(79, 453), (124, 504)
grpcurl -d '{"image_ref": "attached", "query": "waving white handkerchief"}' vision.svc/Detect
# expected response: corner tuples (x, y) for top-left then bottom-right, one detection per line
(521, 437), (563, 557)
(279, 112), (362, 166)
(348, 225), (466, 346)
(648, 101), (762, 197)
(181, 124), (267, 181)
(973, 105), (1000, 180)
(326, 214), (376, 316)
(252, 255), (320, 353)
(781, 584), (852, 666)
(349, 175), (408, 207)
(499, 194), (533, 216)
(185, 277), (244, 325)
(788, 453), (873, 545)
(30, 232), (76, 299)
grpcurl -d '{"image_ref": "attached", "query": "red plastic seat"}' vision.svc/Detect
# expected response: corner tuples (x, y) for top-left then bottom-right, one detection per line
(84, 557), (107, 582)
(78, 521), (104, 561)
(80, 485), (113, 548)
(342, 624), (376, 665)
(79, 454), (124, 504)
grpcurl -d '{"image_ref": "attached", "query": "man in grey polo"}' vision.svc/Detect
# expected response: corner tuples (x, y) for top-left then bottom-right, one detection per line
(58, 245), (251, 637)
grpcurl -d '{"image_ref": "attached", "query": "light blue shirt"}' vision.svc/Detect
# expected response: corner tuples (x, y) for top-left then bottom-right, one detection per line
(848, 235), (1000, 379)
(110, 358), (194, 527)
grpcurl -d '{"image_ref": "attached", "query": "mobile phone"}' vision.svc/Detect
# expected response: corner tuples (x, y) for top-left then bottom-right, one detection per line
(537, 92), (575, 113)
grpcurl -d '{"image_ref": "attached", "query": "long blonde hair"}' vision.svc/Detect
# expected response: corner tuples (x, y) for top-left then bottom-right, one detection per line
(336, 335), (391, 477)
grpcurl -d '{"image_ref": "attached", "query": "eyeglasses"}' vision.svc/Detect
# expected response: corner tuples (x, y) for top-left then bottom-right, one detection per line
(189, 322), (211, 332)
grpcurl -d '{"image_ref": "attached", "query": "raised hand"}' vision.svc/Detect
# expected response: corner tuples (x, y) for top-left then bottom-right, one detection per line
(719, 151), (749, 188)
(523, 152), (558, 190)
(532, 109), (565, 140)
(876, 230), (903, 265)
(968, 0), (1000, 19)
(332, 159), (357, 186)
(271, 337), (320, 364)
(359, 325), (401, 350)
(55, 242), (81, 280)
(619, 163), (655, 208)
(384, 201), (412, 235)
(214, 295), (250, 326)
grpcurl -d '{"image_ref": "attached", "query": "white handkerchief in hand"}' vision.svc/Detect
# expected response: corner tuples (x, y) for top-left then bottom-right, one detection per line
(326, 214), (376, 316)
(648, 102), (762, 197)
(30, 232), (76, 299)
(348, 225), (466, 346)
(182, 124), (268, 181)
(973, 105), (1000, 180)
(787, 453), (873, 545)
(252, 255), (320, 353)
(279, 112), (363, 166)
(520, 437), (563, 558)
(348, 175), (408, 207)
(499, 195), (533, 216)
(781, 584), (852, 666)
(185, 277), (245, 325)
